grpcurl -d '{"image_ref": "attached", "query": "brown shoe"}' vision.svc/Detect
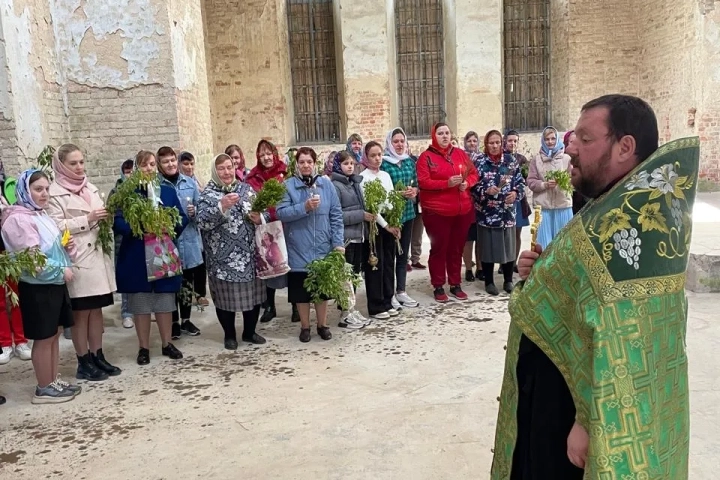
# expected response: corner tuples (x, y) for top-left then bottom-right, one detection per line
(411, 262), (427, 270)
(197, 297), (210, 307)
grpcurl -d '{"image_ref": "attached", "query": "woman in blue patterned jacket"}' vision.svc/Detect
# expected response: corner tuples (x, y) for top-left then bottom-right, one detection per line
(197, 154), (267, 351)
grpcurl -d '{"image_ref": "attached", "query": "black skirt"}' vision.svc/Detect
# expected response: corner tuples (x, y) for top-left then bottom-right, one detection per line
(18, 282), (74, 340)
(287, 271), (328, 304)
(71, 293), (114, 311)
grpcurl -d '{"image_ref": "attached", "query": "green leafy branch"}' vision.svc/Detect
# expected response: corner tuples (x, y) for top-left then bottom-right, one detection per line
(304, 250), (360, 311)
(102, 171), (181, 244)
(544, 169), (573, 194)
(363, 179), (387, 270)
(250, 178), (286, 212)
(0, 249), (47, 306)
(34, 145), (55, 180)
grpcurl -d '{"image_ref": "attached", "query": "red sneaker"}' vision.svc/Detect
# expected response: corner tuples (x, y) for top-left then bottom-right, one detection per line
(433, 287), (449, 303)
(449, 285), (468, 301)
(412, 262), (427, 270)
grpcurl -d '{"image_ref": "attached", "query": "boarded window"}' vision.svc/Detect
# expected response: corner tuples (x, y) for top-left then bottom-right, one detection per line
(395, 0), (446, 138)
(287, 0), (340, 143)
(503, 0), (551, 131)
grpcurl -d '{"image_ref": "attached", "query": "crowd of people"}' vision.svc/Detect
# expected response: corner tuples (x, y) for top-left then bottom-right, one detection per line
(0, 122), (581, 405)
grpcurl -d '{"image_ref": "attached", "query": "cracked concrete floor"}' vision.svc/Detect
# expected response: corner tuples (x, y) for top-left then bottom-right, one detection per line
(0, 273), (718, 479)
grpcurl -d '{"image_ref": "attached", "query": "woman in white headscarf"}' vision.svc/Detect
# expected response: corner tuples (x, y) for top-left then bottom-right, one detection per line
(380, 128), (420, 309)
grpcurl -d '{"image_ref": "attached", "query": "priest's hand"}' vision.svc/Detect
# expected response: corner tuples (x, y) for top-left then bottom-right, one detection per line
(517, 243), (543, 280)
(567, 421), (589, 469)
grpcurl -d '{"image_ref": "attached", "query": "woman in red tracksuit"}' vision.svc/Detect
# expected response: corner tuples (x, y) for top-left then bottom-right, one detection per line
(416, 122), (479, 303)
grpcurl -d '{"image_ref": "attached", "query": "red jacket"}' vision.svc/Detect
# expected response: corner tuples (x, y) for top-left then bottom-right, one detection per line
(417, 146), (478, 216)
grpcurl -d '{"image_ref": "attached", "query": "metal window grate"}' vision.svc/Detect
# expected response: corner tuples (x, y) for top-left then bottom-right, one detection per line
(287, 0), (340, 143)
(395, 0), (446, 138)
(503, 0), (551, 131)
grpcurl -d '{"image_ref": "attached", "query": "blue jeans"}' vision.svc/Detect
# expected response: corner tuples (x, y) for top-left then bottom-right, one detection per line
(121, 293), (130, 318)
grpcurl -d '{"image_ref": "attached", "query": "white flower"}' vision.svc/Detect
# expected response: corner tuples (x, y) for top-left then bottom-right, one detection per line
(626, 171), (650, 190)
(613, 228), (641, 270)
(649, 164), (678, 194)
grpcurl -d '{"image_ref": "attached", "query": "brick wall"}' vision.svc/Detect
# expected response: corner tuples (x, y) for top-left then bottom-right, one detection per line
(344, 91), (392, 143)
(67, 82), (181, 194)
(203, 0), (292, 157)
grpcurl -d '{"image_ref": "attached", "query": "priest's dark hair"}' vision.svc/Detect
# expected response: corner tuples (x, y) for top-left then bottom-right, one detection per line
(581, 94), (659, 164)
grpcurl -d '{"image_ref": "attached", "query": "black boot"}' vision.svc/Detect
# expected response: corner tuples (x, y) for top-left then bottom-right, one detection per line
(92, 349), (122, 376)
(76, 353), (109, 381)
(260, 305), (276, 323)
(291, 303), (300, 323)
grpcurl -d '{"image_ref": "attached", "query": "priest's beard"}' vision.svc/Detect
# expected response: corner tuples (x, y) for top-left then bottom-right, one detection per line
(570, 148), (612, 199)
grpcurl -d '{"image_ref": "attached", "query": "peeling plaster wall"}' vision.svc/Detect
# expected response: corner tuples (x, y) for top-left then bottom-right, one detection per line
(204, 0), (293, 156)
(169, 0), (213, 172)
(0, 0), (66, 171)
(453, 0), (502, 137)
(337, 0), (391, 141)
(0, 14), (20, 165)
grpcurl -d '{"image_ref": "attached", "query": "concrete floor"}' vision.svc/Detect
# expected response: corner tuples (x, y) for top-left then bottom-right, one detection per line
(1, 209), (719, 479)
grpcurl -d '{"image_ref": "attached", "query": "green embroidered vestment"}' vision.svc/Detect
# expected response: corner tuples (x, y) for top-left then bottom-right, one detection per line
(491, 137), (699, 479)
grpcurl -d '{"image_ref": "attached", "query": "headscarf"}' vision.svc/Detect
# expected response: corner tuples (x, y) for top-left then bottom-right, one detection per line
(247, 140), (287, 183)
(563, 130), (575, 148)
(382, 128), (410, 165)
(346, 134), (363, 163)
(503, 129), (520, 154)
(52, 150), (92, 204)
(540, 126), (565, 158)
(430, 123), (451, 157)
(483, 129), (504, 162)
(210, 153), (237, 192)
(120, 159), (134, 179)
(15, 168), (44, 211)
(463, 131), (479, 154)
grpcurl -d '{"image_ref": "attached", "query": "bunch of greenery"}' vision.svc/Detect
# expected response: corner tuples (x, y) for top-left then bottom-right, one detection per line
(385, 181), (407, 254)
(34, 145), (55, 180)
(362, 179), (387, 270)
(250, 178), (286, 212)
(0, 249), (47, 305)
(285, 148), (298, 178)
(98, 171), (181, 253)
(304, 250), (360, 311)
(544, 169), (573, 194)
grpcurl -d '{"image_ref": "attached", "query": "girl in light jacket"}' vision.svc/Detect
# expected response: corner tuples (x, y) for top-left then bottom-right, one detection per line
(47, 144), (119, 382)
(2, 169), (81, 404)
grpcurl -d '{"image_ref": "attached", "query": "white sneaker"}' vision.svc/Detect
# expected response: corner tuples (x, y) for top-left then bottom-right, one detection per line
(0, 346), (13, 364)
(395, 292), (419, 308)
(351, 310), (372, 326)
(391, 296), (403, 311)
(372, 311), (390, 320)
(14, 343), (32, 361)
(338, 311), (364, 330)
(122, 317), (134, 329)
(387, 308), (400, 317)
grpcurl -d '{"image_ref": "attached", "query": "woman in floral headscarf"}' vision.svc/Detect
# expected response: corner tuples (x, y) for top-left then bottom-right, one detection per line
(197, 153), (267, 350)
(346, 134), (363, 163)
(527, 126), (573, 248)
(472, 130), (525, 296)
(2, 168), (80, 403)
(245, 140), (299, 324)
